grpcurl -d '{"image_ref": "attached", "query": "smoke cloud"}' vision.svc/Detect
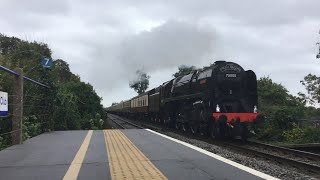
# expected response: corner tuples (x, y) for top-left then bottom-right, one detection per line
(119, 20), (216, 80)
(89, 20), (217, 102)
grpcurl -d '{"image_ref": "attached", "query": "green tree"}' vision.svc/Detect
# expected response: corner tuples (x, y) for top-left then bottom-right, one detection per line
(300, 74), (320, 104)
(173, 65), (197, 78)
(258, 77), (305, 118)
(51, 59), (73, 84)
(129, 70), (150, 94)
(256, 77), (306, 141)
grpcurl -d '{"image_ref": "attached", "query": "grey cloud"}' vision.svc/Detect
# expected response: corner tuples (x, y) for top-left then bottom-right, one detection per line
(119, 20), (216, 78)
(0, 0), (70, 32)
(88, 20), (216, 91)
(0, 0), (70, 15)
(115, 0), (320, 27)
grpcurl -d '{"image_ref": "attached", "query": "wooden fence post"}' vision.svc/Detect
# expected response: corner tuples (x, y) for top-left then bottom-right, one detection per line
(12, 68), (23, 145)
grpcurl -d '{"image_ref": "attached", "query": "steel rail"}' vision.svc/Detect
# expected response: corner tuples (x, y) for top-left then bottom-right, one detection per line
(108, 114), (143, 129)
(108, 115), (125, 129)
(248, 141), (320, 161)
(224, 142), (320, 176)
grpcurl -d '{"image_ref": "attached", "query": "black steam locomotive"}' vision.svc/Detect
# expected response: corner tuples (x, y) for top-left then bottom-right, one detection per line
(107, 61), (261, 139)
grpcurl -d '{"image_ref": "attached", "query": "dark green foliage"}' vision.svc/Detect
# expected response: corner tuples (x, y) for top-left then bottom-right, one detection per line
(129, 70), (150, 94)
(256, 76), (320, 143)
(256, 123), (285, 142)
(283, 124), (320, 144)
(302, 127), (320, 143)
(258, 77), (305, 113)
(300, 74), (320, 104)
(256, 77), (307, 142)
(0, 34), (105, 149)
(303, 106), (320, 119)
(172, 65), (198, 78)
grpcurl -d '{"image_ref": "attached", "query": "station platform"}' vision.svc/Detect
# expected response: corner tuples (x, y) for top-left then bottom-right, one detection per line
(0, 129), (278, 180)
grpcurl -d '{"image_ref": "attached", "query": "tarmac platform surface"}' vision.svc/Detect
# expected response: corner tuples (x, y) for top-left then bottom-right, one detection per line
(0, 129), (278, 180)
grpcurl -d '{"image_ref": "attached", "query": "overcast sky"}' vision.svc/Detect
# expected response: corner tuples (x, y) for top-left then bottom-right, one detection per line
(1, 0), (320, 106)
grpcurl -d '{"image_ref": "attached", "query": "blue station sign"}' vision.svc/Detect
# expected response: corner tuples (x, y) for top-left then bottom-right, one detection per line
(41, 58), (54, 69)
(0, 91), (8, 117)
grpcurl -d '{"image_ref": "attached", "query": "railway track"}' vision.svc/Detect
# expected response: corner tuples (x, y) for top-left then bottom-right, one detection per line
(249, 141), (320, 164)
(223, 141), (320, 176)
(108, 114), (143, 129)
(282, 143), (320, 154)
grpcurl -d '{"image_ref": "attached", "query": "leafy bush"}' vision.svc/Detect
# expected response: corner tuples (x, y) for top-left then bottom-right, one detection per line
(256, 123), (285, 142)
(283, 125), (320, 144)
(269, 107), (299, 130)
(0, 135), (11, 150)
(282, 123), (305, 143)
(303, 127), (320, 143)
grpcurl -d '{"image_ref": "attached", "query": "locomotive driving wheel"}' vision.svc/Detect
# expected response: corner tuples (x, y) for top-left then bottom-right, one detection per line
(190, 122), (198, 135)
(199, 109), (209, 135)
(209, 119), (226, 139)
(175, 122), (181, 130)
(214, 122), (226, 139)
(181, 123), (188, 132)
(214, 123), (222, 139)
(209, 120), (216, 139)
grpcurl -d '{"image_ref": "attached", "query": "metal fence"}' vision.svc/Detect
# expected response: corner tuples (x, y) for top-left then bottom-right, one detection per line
(297, 119), (320, 129)
(0, 65), (50, 148)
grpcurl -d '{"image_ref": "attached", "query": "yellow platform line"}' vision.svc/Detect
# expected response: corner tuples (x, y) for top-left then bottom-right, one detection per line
(104, 130), (167, 180)
(63, 130), (93, 180)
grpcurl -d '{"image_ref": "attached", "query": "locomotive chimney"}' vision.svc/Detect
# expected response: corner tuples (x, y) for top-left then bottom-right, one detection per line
(215, 60), (226, 64)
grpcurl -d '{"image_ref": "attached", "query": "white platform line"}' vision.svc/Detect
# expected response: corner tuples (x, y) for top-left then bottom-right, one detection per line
(145, 129), (279, 180)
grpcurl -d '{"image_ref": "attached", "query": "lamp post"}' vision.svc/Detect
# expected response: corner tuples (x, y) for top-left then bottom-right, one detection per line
(317, 30), (320, 59)
(317, 42), (320, 59)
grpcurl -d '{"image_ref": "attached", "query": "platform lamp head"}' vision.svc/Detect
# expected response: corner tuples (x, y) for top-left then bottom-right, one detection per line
(317, 42), (320, 59)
